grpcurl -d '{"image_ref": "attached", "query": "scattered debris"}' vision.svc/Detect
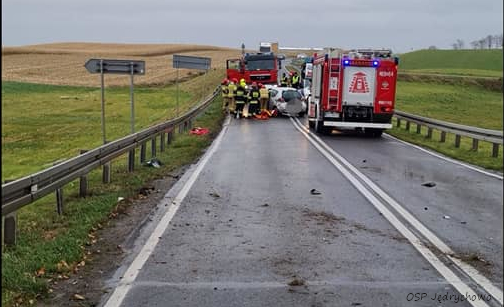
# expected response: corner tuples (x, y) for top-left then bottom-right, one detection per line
(209, 192), (220, 198)
(362, 160), (367, 163)
(424, 207), (428, 210)
(260, 203), (269, 207)
(461, 221), (467, 224)
(144, 158), (162, 168)
(288, 277), (305, 286)
(117, 197), (125, 202)
(421, 182), (436, 188)
(443, 215), (450, 219)
(310, 189), (321, 195)
(73, 294), (85, 301)
(189, 127), (209, 135)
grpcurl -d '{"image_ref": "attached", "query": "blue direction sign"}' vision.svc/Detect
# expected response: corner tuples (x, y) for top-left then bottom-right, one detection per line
(85, 59), (145, 75)
(173, 55), (211, 70)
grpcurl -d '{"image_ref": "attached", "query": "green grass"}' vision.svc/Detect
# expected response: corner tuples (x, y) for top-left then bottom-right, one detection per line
(1, 72), (226, 307)
(398, 49), (503, 72)
(396, 81), (503, 130)
(401, 68), (502, 78)
(1, 69), (219, 181)
(393, 80), (503, 171)
(388, 118), (503, 171)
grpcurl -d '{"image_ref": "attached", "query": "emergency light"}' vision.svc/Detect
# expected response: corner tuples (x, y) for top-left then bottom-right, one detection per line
(372, 60), (379, 67)
(343, 59), (350, 66)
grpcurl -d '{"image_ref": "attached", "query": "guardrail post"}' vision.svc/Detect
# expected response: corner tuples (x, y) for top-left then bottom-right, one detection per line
(440, 131), (446, 143)
(178, 124), (183, 134)
(151, 138), (157, 158)
(455, 135), (461, 148)
(79, 150), (88, 197)
(53, 162), (64, 214)
(416, 124), (422, 134)
(396, 118), (401, 127)
(128, 149), (135, 172)
(2, 212), (17, 247)
(160, 132), (165, 152)
(140, 142), (146, 163)
(168, 131), (173, 144)
(471, 139), (479, 152)
(2, 180), (17, 247)
(492, 143), (499, 157)
(426, 127), (433, 139)
(102, 162), (111, 184)
(188, 119), (193, 130)
(405, 121), (410, 131)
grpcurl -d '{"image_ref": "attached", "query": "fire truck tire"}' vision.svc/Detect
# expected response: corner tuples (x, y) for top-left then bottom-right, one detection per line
(315, 120), (329, 134)
(365, 128), (384, 137)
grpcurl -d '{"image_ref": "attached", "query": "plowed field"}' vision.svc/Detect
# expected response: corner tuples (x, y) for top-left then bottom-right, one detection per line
(2, 42), (241, 87)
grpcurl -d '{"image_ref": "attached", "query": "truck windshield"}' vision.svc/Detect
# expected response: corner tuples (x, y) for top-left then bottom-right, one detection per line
(246, 59), (275, 70)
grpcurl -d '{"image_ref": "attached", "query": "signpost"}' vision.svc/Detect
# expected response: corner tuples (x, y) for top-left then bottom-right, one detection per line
(172, 55), (211, 116)
(85, 59), (146, 177)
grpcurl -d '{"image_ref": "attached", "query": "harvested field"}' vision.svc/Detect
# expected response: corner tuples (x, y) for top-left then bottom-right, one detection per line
(2, 42), (242, 87)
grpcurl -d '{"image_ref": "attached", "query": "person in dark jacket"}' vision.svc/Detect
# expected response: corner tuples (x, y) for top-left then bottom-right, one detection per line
(247, 82), (260, 116)
(235, 81), (247, 118)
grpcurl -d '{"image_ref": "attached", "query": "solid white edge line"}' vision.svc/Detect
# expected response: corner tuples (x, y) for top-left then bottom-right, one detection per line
(103, 117), (230, 307)
(295, 118), (503, 304)
(290, 118), (493, 307)
(383, 133), (503, 180)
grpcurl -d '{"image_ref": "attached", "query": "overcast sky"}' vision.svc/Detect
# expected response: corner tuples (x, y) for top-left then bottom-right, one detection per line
(2, 0), (502, 53)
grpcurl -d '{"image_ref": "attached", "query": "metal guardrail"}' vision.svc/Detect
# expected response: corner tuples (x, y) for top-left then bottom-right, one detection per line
(394, 110), (503, 157)
(2, 87), (220, 218)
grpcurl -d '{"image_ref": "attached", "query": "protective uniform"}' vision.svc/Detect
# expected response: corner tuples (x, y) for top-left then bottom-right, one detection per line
(292, 73), (300, 89)
(280, 73), (289, 87)
(259, 84), (269, 111)
(235, 83), (246, 118)
(227, 79), (238, 114)
(221, 79), (230, 111)
(248, 83), (260, 116)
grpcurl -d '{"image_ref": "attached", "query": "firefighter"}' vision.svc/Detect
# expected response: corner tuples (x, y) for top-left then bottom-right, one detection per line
(248, 82), (260, 116)
(259, 83), (269, 111)
(221, 78), (229, 112)
(228, 78), (237, 114)
(234, 80), (247, 118)
(291, 71), (300, 89)
(280, 73), (289, 87)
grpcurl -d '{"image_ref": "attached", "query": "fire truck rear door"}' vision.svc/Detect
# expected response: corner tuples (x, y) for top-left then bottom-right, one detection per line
(342, 66), (376, 107)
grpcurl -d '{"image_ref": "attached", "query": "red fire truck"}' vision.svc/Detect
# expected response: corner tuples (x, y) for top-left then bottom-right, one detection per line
(307, 49), (398, 136)
(226, 52), (284, 85)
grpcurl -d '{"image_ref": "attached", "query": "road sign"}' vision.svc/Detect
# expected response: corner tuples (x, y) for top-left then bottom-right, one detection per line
(173, 55), (211, 70)
(85, 59), (145, 75)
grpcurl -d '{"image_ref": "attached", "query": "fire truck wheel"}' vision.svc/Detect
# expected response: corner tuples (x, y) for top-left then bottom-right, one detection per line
(365, 128), (383, 137)
(315, 120), (330, 134)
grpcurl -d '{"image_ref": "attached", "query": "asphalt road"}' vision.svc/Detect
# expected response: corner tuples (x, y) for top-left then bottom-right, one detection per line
(101, 116), (503, 307)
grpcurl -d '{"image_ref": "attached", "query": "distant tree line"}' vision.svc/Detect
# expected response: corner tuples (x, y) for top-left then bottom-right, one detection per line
(427, 34), (503, 50)
(452, 34), (503, 50)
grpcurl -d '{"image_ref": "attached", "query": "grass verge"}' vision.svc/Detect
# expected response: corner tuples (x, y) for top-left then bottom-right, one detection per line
(388, 117), (503, 172)
(1, 78), (225, 307)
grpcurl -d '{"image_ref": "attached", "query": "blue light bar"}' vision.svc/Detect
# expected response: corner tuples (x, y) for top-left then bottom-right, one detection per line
(343, 59), (350, 66)
(372, 60), (379, 67)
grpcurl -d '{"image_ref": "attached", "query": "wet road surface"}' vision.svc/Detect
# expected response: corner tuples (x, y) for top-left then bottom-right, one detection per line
(102, 116), (503, 307)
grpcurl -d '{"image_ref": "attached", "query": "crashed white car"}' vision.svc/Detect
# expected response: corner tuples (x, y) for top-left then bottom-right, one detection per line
(268, 87), (307, 117)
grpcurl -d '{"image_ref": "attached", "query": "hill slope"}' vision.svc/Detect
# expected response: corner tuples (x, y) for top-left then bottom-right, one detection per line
(398, 49), (503, 72)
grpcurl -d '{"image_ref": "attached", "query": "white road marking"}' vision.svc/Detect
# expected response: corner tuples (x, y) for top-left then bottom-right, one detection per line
(383, 133), (503, 180)
(103, 117), (230, 307)
(291, 118), (499, 307)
